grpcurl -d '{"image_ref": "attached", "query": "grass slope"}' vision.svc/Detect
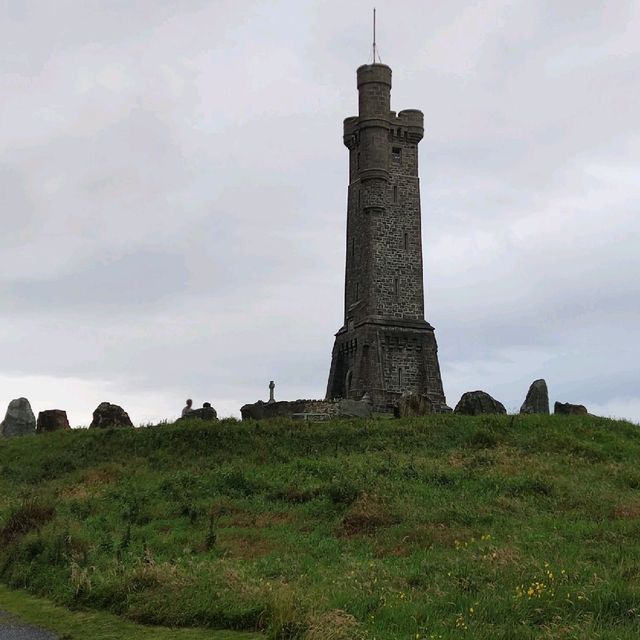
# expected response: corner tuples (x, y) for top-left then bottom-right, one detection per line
(0, 414), (639, 639)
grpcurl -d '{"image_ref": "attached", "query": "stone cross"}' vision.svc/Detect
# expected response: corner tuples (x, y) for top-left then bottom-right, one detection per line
(268, 380), (275, 404)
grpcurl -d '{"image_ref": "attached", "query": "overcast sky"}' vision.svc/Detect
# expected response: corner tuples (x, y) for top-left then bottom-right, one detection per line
(1, 0), (639, 426)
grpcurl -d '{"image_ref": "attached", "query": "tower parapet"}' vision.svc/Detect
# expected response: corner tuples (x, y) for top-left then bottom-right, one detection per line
(326, 60), (446, 411)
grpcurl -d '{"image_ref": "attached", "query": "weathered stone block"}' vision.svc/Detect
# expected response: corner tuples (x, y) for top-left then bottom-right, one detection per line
(36, 409), (71, 433)
(89, 402), (134, 429)
(393, 393), (433, 418)
(454, 391), (506, 416)
(1, 398), (36, 437)
(520, 379), (550, 414)
(554, 402), (588, 415)
(337, 398), (373, 418)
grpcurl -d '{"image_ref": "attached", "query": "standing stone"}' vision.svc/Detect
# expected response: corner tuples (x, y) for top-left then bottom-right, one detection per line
(554, 402), (588, 415)
(1, 398), (36, 437)
(36, 409), (71, 433)
(89, 402), (134, 429)
(519, 379), (550, 415)
(454, 391), (506, 416)
(394, 393), (433, 418)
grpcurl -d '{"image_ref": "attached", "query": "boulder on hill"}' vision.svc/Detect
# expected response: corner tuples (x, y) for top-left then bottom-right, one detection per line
(454, 391), (506, 416)
(184, 406), (218, 421)
(554, 402), (588, 415)
(520, 379), (550, 415)
(89, 402), (134, 429)
(1, 398), (36, 437)
(37, 409), (71, 433)
(394, 393), (433, 418)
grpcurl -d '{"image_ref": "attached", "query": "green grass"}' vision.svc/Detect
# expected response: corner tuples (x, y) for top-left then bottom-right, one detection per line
(0, 584), (259, 639)
(0, 413), (639, 639)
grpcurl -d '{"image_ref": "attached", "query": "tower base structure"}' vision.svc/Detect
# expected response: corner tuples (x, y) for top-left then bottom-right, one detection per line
(326, 317), (447, 412)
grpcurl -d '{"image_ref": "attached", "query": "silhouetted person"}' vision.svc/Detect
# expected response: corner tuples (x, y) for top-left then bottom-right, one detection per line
(182, 399), (193, 417)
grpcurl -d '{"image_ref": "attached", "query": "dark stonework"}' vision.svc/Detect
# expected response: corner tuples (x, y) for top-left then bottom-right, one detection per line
(454, 391), (506, 416)
(520, 379), (550, 415)
(240, 398), (373, 421)
(554, 402), (588, 415)
(326, 63), (446, 412)
(336, 398), (372, 419)
(89, 402), (134, 429)
(242, 400), (296, 420)
(394, 393), (433, 418)
(36, 410), (71, 433)
(241, 399), (334, 421)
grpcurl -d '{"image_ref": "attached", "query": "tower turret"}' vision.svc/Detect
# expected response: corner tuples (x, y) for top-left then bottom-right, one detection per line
(326, 61), (446, 411)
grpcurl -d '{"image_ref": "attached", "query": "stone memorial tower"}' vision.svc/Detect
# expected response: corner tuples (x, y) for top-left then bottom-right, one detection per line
(326, 61), (447, 411)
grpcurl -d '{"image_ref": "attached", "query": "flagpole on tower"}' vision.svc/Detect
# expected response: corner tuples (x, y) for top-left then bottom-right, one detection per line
(372, 8), (379, 63)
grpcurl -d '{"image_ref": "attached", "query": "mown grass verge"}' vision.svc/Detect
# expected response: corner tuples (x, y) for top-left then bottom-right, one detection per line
(0, 413), (639, 639)
(0, 583), (260, 639)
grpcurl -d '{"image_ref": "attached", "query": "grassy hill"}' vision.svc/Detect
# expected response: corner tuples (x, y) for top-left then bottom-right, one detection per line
(0, 413), (639, 639)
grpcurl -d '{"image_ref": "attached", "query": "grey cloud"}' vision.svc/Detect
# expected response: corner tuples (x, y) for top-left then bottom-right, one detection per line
(0, 0), (638, 423)
(6, 250), (189, 310)
(0, 165), (36, 244)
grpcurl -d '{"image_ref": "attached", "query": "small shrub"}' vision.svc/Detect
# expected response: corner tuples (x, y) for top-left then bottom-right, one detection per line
(466, 429), (499, 449)
(506, 476), (554, 497)
(407, 573), (429, 588)
(269, 486), (320, 504)
(327, 479), (361, 505)
(427, 472), (456, 487)
(119, 524), (131, 552)
(18, 535), (46, 562)
(571, 443), (606, 462)
(40, 454), (78, 479)
(303, 609), (365, 640)
(263, 582), (307, 640)
(0, 497), (55, 544)
(340, 494), (400, 536)
(70, 561), (92, 597)
(68, 499), (93, 520)
(124, 560), (186, 595)
(619, 471), (640, 490)
(204, 512), (217, 551)
(216, 469), (261, 497)
(179, 502), (203, 524)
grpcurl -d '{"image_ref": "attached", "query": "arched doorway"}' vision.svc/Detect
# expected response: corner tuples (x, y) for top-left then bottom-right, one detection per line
(345, 369), (353, 397)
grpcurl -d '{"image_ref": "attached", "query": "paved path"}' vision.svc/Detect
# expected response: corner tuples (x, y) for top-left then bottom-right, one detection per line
(0, 610), (58, 640)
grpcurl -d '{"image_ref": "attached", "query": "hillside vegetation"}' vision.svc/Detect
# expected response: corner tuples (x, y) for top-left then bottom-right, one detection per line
(0, 414), (639, 639)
